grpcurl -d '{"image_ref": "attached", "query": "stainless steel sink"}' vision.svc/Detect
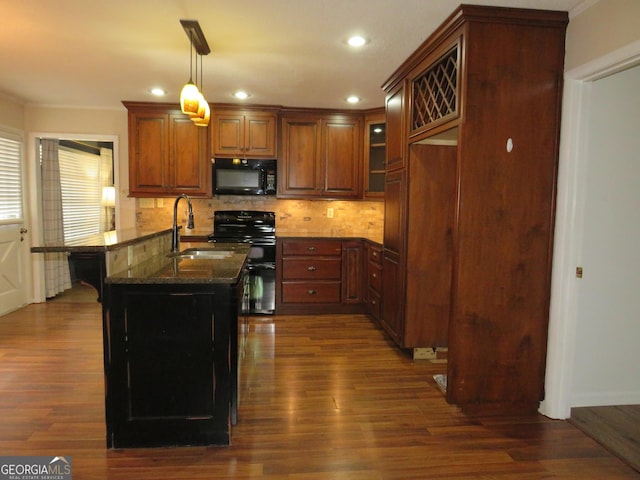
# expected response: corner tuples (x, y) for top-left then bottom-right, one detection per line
(167, 248), (234, 260)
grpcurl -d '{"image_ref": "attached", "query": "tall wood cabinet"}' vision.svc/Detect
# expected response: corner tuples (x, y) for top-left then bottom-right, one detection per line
(381, 5), (568, 415)
(124, 102), (210, 197)
(278, 112), (363, 199)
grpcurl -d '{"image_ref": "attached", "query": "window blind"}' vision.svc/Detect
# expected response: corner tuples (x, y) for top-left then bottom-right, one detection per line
(58, 147), (102, 242)
(0, 134), (23, 222)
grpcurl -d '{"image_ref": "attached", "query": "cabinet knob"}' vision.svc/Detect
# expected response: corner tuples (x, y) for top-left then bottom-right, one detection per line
(372, 299), (377, 305)
(372, 273), (377, 278)
(307, 246), (317, 251)
(307, 289), (317, 295)
(307, 266), (317, 271)
(372, 251), (378, 258)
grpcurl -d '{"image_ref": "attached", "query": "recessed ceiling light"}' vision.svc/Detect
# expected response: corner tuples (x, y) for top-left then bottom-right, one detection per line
(150, 87), (167, 96)
(234, 91), (250, 100)
(347, 36), (367, 47)
(347, 96), (360, 104)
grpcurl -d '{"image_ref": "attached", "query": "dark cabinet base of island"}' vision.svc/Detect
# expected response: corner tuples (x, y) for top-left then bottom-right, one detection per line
(102, 282), (242, 448)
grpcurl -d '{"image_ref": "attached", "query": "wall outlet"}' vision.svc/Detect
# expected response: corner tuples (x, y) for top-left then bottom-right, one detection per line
(327, 207), (334, 218)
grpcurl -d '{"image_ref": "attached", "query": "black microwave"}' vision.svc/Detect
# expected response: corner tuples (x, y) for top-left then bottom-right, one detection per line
(212, 158), (276, 195)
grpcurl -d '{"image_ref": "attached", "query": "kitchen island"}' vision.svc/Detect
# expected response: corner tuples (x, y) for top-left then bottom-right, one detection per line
(103, 243), (249, 448)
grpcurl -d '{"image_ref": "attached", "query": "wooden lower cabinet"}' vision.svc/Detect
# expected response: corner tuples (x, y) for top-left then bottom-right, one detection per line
(380, 249), (403, 345)
(365, 241), (383, 320)
(276, 238), (365, 314)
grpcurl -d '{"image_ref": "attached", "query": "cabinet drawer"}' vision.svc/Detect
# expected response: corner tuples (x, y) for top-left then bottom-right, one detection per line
(281, 282), (341, 303)
(281, 239), (342, 256)
(368, 244), (383, 265)
(368, 261), (382, 292)
(367, 287), (381, 319)
(282, 258), (341, 280)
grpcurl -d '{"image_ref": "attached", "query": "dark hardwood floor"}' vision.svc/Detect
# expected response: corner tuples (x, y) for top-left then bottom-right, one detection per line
(0, 284), (638, 479)
(571, 405), (640, 473)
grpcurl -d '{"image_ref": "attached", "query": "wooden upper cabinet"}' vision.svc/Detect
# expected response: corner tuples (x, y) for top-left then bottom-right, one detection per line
(384, 82), (407, 172)
(363, 110), (386, 199)
(323, 118), (362, 197)
(279, 112), (363, 199)
(125, 102), (210, 197)
(211, 109), (277, 158)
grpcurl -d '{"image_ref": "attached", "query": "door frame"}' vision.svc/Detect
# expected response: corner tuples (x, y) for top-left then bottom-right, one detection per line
(541, 40), (640, 419)
(0, 125), (30, 315)
(27, 132), (120, 303)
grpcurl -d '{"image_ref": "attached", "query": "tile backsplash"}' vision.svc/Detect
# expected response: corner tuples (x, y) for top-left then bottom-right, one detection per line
(136, 196), (384, 242)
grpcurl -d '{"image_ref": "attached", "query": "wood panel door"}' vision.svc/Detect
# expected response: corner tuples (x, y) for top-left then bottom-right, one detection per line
(323, 117), (362, 199)
(404, 143), (456, 348)
(212, 111), (276, 158)
(341, 240), (364, 304)
(170, 114), (209, 193)
(279, 117), (322, 197)
(385, 82), (406, 172)
(125, 102), (210, 197)
(129, 112), (168, 193)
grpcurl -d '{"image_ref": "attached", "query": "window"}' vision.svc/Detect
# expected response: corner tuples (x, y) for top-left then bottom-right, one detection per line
(58, 146), (103, 242)
(0, 133), (23, 222)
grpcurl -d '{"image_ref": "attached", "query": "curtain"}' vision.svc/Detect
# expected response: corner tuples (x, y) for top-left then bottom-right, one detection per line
(41, 139), (71, 298)
(100, 147), (114, 231)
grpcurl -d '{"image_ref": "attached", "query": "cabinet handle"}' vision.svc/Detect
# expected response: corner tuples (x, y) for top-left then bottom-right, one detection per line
(307, 266), (317, 271)
(307, 289), (317, 295)
(307, 246), (317, 251)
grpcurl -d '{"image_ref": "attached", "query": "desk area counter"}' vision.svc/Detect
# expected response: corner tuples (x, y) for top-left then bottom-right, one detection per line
(30, 227), (173, 253)
(31, 228), (175, 302)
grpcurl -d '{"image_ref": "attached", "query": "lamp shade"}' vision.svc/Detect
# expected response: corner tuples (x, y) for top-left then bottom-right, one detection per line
(180, 82), (200, 116)
(101, 186), (116, 207)
(192, 95), (210, 127)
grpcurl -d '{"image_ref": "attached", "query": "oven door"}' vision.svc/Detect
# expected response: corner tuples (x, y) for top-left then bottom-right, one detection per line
(244, 262), (275, 315)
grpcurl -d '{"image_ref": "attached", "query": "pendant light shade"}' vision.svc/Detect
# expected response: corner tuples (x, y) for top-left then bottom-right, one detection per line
(180, 82), (200, 116)
(192, 97), (210, 127)
(180, 19), (210, 122)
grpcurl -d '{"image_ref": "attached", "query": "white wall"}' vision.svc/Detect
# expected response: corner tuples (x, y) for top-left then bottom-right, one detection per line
(542, 0), (640, 418)
(24, 105), (135, 230)
(571, 65), (640, 406)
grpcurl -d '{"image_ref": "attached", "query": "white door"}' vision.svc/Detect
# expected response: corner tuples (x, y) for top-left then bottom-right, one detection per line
(0, 131), (30, 316)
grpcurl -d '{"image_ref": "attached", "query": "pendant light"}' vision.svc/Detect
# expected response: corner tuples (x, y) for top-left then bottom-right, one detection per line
(192, 53), (211, 127)
(179, 20), (211, 119)
(180, 29), (200, 116)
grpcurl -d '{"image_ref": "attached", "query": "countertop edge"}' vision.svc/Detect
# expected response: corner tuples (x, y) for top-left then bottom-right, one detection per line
(31, 228), (173, 253)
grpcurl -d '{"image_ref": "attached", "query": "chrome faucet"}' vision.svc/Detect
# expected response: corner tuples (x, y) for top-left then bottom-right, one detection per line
(171, 194), (195, 253)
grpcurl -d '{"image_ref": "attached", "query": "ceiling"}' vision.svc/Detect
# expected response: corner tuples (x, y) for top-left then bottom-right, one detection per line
(0, 0), (583, 111)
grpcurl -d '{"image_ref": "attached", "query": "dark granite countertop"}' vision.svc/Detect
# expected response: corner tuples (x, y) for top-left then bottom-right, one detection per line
(31, 228), (173, 253)
(276, 231), (383, 245)
(106, 243), (250, 285)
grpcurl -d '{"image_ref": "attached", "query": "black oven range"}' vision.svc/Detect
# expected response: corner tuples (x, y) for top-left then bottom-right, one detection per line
(208, 210), (275, 315)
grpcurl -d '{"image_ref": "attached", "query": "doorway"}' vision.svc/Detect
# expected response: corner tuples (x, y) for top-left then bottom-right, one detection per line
(27, 133), (119, 303)
(543, 51), (640, 419)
